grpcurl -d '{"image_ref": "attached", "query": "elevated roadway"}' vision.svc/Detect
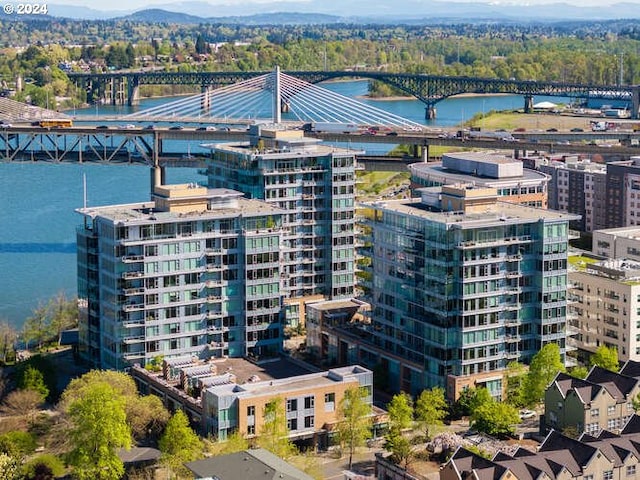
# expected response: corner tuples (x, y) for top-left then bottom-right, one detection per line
(2, 123), (640, 166)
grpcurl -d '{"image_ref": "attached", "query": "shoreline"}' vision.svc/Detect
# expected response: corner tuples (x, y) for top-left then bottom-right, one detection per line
(359, 92), (514, 102)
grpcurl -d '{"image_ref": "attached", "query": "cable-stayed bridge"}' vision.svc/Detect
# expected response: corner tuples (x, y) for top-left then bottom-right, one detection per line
(122, 69), (424, 130)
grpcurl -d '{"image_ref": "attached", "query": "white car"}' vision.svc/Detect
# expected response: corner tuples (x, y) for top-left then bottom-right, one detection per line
(519, 409), (536, 420)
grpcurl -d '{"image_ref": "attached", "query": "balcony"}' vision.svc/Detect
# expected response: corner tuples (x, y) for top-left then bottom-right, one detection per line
(122, 255), (144, 263)
(122, 271), (144, 279)
(122, 319), (145, 328)
(206, 264), (223, 272)
(505, 271), (522, 279)
(206, 311), (223, 320)
(206, 248), (222, 256)
(123, 335), (145, 344)
(123, 287), (145, 296)
(206, 296), (222, 303)
(123, 303), (145, 312)
(506, 254), (523, 262)
(205, 280), (222, 288)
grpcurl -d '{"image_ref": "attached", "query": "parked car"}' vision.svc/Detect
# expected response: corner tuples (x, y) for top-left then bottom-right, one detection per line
(519, 409), (536, 420)
(546, 128), (558, 132)
(571, 128), (584, 132)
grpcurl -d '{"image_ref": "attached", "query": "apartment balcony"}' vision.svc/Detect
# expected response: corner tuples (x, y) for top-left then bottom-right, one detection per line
(205, 280), (223, 288)
(505, 334), (521, 342)
(123, 335), (145, 344)
(207, 325), (229, 334)
(122, 271), (144, 280)
(205, 248), (222, 256)
(123, 287), (145, 296)
(506, 254), (523, 262)
(122, 255), (144, 263)
(123, 303), (145, 312)
(122, 319), (145, 328)
(206, 311), (223, 320)
(505, 350), (520, 359)
(123, 352), (145, 360)
(206, 264), (223, 272)
(505, 271), (522, 279)
(206, 296), (223, 303)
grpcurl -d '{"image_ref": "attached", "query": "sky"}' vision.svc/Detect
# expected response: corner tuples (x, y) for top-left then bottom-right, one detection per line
(43, 0), (639, 10)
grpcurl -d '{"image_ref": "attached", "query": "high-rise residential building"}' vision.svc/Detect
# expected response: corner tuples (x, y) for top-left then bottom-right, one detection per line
(202, 125), (357, 326)
(568, 256), (640, 363)
(538, 157), (607, 232)
(356, 185), (578, 400)
(409, 152), (549, 208)
(76, 184), (285, 369)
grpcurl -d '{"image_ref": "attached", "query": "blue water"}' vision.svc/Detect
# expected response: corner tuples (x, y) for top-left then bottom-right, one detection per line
(0, 80), (570, 327)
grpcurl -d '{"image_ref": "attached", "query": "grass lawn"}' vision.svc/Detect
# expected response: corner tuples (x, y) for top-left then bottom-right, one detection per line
(473, 112), (594, 131)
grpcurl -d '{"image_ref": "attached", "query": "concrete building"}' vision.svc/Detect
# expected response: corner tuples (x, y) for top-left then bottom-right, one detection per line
(568, 256), (640, 362)
(202, 125), (358, 327)
(538, 157), (640, 232)
(539, 157), (607, 232)
(76, 184), (284, 369)
(544, 363), (640, 436)
(409, 151), (549, 208)
(131, 356), (378, 447)
(593, 226), (640, 261)
(310, 184), (578, 401)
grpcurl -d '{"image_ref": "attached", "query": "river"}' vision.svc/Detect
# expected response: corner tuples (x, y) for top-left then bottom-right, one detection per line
(0, 80), (568, 327)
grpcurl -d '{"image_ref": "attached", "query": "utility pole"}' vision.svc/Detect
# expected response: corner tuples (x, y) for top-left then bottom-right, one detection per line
(619, 52), (624, 86)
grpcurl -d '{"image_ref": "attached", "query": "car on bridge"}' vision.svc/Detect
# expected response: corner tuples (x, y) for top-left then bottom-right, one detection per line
(169, 125), (184, 130)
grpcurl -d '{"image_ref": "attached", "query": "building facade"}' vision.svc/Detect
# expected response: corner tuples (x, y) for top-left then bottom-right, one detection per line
(593, 226), (640, 261)
(544, 366), (640, 436)
(316, 185), (577, 400)
(203, 126), (357, 326)
(77, 185), (284, 368)
(568, 257), (640, 362)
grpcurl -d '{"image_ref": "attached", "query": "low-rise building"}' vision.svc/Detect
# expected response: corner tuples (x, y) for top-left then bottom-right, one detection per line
(131, 356), (378, 447)
(544, 362), (640, 436)
(441, 417), (640, 480)
(593, 226), (640, 261)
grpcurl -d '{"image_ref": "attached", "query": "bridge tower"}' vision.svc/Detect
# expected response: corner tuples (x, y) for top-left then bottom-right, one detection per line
(201, 85), (212, 115)
(273, 66), (282, 124)
(425, 104), (437, 120)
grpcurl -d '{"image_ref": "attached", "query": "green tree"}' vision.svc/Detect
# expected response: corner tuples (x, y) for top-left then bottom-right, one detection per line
(523, 343), (565, 405)
(569, 366), (589, 379)
(505, 361), (527, 407)
(258, 398), (296, 459)
(590, 345), (619, 372)
(337, 387), (372, 470)
(384, 430), (414, 469)
(158, 410), (202, 476)
(0, 431), (37, 459)
(0, 453), (19, 480)
(415, 387), (448, 439)
(206, 430), (249, 456)
(66, 381), (131, 480)
(21, 454), (65, 480)
(126, 394), (170, 441)
(19, 366), (49, 400)
(387, 393), (414, 433)
(471, 400), (520, 437)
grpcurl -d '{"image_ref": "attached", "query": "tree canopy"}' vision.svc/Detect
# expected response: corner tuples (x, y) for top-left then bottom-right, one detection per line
(415, 387), (448, 439)
(158, 410), (202, 475)
(590, 345), (619, 372)
(522, 343), (565, 405)
(337, 387), (372, 470)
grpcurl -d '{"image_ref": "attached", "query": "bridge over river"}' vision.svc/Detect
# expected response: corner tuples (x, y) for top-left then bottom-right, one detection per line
(68, 70), (640, 119)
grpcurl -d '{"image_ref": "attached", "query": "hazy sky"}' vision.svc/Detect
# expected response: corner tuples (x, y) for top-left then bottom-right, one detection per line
(45, 0), (639, 10)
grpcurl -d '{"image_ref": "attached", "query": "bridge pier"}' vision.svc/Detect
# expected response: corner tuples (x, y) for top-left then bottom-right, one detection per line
(201, 85), (212, 115)
(127, 77), (140, 106)
(524, 95), (533, 113)
(425, 106), (437, 119)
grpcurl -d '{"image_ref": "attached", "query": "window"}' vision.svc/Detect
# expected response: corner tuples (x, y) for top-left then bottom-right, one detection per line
(608, 405), (616, 416)
(627, 466), (636, 477)
(304, 396), (315, 409)
(603, 471), (613, 480)
(590, 408), (599, 418)
(584, 475), (594, 480)
(325, 392), (335, 412)
(286, 399), (298, 412)
(287, 418), (298, 430)
(247, 406), (255, 416)
(304, 416), (314, 429)
(247, 424), (255, 435)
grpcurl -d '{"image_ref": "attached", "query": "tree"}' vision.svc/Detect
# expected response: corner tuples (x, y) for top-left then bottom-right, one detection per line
(0, 431), (37, 459)
(158, 410), (202, 477)
(1, 389), (45, 426)
(258, 398), (296, 459)
(505, 361), (527, 407)
(126, 395), (170, 441)
(523, 343), (565, 405)
(206, 430), (249, 456)
(590, 345), (619, 372)
(387, 393), (414, 433)
(384, 430), (414, 469)
(415, 387), (448, 439)
(471, 400), (520, 437)
(18, 366), (49, 400)
(66, 381), (131, 480)
(0, 321), (16, 363)
(337, 387), (372, 470)
(21, 454), (65, 480)
(569, 366), (589, 379)
(0, 453), (19, 480)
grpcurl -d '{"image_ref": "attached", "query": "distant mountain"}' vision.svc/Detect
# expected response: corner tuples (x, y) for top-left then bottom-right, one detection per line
(37, 1), (640, 22)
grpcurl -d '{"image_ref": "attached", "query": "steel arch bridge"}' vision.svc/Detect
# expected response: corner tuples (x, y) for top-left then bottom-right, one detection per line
(68, 70), (640, 118)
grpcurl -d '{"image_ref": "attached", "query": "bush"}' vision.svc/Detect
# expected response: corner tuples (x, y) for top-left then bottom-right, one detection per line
(21, 454), (65, 480)
(0, 431), (37, 458)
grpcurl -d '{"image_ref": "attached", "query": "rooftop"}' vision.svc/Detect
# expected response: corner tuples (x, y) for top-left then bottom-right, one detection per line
(368, 196), (577, 228)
